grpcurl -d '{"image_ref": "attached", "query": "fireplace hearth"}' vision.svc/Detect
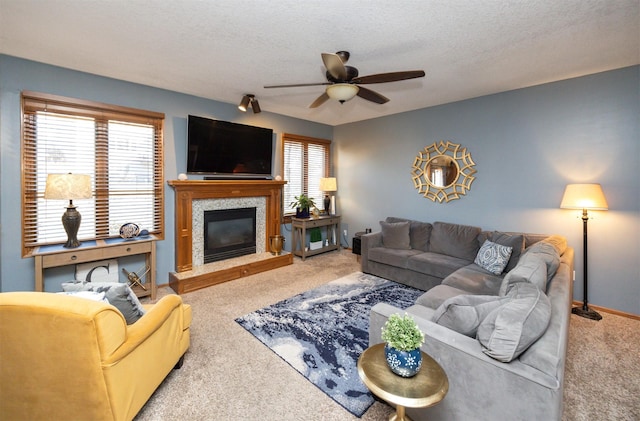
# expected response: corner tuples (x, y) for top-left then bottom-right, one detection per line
(204, 207), (256, 263)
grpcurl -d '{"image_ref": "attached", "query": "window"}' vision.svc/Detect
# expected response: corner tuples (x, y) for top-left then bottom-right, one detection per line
(21, 91), (164, 256)
(281, 133), (330, 216)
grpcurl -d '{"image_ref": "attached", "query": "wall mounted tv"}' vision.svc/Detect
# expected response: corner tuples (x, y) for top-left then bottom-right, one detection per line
(187, 115), (274, 178)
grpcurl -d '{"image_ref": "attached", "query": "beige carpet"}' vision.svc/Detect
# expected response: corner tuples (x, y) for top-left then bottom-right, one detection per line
(136, 250), (639, 421)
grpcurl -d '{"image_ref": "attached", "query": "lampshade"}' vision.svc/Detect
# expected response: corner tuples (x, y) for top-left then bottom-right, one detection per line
(326, 84), (359, 102)
(560, 184), (608, 210)
(44, 173), (92, 200)
(319, 177), (337, 192)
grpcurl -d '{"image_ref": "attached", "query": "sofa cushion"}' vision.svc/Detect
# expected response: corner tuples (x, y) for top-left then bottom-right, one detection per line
(432, 294), (510, 337)
(474, 240), (513, 275)
(61, 281), (146, 324)
(442, 264), (505, 295)
(499, 253), (548, 296)
(415, 284), (473, 309)
(538, 234), (568, 256)
(524, 237), (564, 281)
(479, 231), (525, 272)
(368, 247), (423, 268)
(406, 252), (471, 279)
(429, 221), (482, 261)
(477, 282), (551, 362)
(380, 220), (411, 250)
(386, 217), (432, 251)
(499, 235), (564, 295)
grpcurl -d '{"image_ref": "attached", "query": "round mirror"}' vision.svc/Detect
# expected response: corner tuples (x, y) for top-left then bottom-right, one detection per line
(411, 141), (476, 203)
(425, 155), (459, 188)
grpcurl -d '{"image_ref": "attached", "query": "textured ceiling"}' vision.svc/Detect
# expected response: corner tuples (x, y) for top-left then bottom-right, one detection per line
(1, 1), (638, 126)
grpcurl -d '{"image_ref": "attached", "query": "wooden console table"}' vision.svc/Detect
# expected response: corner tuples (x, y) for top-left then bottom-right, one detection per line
(291, 215), (341, 260)
(30, 236), (157, 300)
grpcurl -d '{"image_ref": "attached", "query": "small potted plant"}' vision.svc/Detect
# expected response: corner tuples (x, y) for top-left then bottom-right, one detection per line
(309, 227), (323, 250)
(290, 194), (316, 218)
(381, 313), (425, 377)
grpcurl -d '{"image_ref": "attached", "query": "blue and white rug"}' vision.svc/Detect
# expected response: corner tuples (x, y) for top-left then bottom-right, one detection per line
(235, 272), (423, 417)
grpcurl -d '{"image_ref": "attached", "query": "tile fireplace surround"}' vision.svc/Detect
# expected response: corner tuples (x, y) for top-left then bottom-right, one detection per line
(167, 180), (293, 294)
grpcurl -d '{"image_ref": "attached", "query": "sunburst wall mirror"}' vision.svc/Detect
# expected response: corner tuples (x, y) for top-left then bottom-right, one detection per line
(411, 141), (477, 203)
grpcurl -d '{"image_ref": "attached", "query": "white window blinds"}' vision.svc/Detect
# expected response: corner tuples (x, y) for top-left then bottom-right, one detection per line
(282, 133), (330, 215)
(21, 91), (164, 256)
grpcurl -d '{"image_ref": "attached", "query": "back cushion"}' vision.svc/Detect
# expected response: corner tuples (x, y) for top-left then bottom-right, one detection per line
(430, 221), (482, 261)
(386, 217), (432, 251)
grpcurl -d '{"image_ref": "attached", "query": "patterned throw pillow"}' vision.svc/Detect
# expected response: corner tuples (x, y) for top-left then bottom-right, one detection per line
(474, 240), (513, 275)
(62, 281), (145, 324)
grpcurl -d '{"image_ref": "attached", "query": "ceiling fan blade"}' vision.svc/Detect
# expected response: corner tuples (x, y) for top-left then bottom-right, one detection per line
(309, 92), (330, 108)
(352, 70), (425, 84)
(322, 53), (347, 80)
(356, 86), (389, 104)
(264, 82), (331, 88)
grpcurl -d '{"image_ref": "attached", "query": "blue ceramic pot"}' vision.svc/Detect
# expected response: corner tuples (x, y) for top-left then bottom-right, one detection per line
(384, 344), (422, 377)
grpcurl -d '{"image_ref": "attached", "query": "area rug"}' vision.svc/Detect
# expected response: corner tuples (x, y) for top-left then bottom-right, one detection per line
(235, 271), (423, 417)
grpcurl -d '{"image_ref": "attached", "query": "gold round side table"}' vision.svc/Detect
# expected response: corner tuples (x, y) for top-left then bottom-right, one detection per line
(357, 343), (448, 421)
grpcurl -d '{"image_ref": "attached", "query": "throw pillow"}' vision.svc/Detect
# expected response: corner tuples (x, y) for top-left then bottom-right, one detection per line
(487, 232), (525, 272)
(379, 221), (411, 250)
(386, 217), (432, 251)
(499, 253), (548, 296)
(58, 290), (109, 303)
(474, 240), (513, 275)
(477, 282), (551, 362)
(432, 294), (510, 337)
(62, 281), (146, 324)
(522, 240), (561, 282)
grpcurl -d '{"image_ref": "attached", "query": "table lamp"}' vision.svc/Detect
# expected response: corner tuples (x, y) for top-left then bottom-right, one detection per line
(319, 177), (337, 215)
(560, 183), (608, 320)
(44, 173), (92, 248)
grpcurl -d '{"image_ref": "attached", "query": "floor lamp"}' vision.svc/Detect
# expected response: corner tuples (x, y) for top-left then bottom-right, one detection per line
(560, 183), (608, 321)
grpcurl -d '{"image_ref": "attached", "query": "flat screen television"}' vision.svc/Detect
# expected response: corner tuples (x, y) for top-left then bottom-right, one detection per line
(187, 115), (274, 178)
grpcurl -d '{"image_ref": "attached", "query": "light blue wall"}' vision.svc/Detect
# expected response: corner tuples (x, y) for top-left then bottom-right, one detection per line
(0, 55), (332, 292)
(2, 55), (638, 315)
(334, 66), (639, 315)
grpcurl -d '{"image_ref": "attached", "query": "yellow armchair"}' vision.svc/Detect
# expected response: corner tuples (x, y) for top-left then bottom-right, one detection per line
(0, 291), (191, 421)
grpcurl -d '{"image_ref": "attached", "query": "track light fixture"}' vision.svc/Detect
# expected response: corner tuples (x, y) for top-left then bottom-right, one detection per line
(238, 94), (261, 113)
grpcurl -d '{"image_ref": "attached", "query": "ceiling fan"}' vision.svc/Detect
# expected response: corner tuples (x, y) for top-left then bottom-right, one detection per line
(264, 51), (425, 108)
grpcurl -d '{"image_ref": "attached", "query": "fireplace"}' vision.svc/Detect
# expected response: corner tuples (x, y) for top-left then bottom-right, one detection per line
(168, 180), (292, 295)
(204, 207), (256, 263)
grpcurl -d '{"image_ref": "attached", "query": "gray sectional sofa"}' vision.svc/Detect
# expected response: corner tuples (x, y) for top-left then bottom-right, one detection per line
(362, 217), (574, 421)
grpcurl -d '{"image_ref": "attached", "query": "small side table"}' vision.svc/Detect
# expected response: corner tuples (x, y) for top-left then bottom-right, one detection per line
(291, 215), (341, 261)
(358, 343), (448, 421)
(352, 231), (365, 259)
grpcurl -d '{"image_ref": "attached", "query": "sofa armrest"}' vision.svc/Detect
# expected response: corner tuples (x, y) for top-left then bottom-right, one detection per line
(360, 231), (383, 273)
(370, 302), (559, 389)
(103, 294), (187, 363)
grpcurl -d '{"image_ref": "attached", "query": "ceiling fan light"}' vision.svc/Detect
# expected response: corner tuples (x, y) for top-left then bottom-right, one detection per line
(326, 83), (359, 102)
